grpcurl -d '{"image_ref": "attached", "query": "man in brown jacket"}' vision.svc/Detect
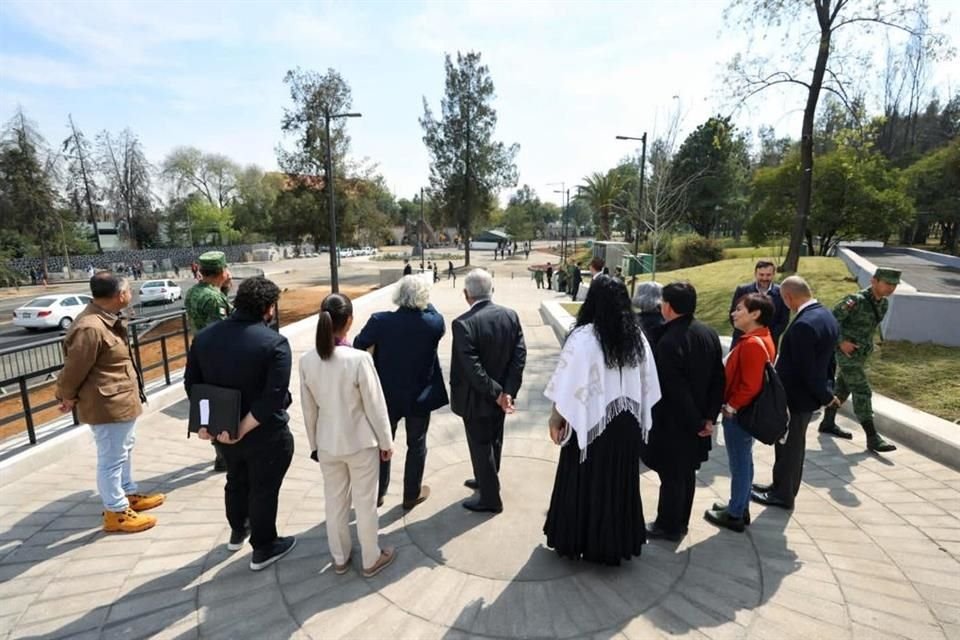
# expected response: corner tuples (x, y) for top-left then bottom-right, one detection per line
(57, 272), (165, 533)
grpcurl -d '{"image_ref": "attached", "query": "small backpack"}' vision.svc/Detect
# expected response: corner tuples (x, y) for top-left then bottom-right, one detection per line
(738, 337), (789, 445)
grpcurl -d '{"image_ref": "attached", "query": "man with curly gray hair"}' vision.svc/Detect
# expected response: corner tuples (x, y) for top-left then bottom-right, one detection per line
(354, 275), (448, 510)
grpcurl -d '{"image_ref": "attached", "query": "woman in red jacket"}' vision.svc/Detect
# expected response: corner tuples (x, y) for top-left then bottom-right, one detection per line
(705, 293), (776, 532)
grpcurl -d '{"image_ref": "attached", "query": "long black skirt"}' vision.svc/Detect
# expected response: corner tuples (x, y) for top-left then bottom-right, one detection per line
(543, 411), (646, 566)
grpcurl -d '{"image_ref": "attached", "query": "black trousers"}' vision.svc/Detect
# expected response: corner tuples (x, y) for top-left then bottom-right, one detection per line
(771, 410), (813, 504)
(655, 465), (697, 534)
(379, 414), (430, 502)
(222, 426), (294, 551)
(464, 414), (505, 507)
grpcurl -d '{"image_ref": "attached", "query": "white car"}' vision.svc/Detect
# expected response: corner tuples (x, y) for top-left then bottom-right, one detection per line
(12, 294), (93, 331)
(338, 248), (354, 258)
(139, 280), (182, 305)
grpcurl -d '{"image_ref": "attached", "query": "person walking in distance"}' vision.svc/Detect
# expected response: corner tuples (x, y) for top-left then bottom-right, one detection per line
(450, 269), (526, 514)
(56, 272), (163, 533)
(817, 268), (900, 453)
(752, 276), (840, 509)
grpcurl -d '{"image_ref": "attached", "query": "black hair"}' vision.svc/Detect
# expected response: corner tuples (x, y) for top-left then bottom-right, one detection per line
(736, 292), (775, 327)
(90, 272), (125, 299)
(233, 276), (280, 317)
(662, 281), (697, 315)
(316, 293), (352, 360)
(199, 265), (224, 278)
(754, 260), (776, 272)
(573, 275), (645, 369)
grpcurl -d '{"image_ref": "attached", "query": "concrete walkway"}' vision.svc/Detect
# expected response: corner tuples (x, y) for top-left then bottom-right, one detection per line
(1, 271), (959, 639)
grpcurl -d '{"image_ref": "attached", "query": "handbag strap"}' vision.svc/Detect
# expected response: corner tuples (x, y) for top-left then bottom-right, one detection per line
(749, 336), (772, 364)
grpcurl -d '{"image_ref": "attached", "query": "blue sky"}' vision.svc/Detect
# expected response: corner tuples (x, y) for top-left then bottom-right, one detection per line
(1, 0), (955, 207)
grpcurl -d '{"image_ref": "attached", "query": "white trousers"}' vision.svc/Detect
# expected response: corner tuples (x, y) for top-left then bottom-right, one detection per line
(317, 447), (382, 569)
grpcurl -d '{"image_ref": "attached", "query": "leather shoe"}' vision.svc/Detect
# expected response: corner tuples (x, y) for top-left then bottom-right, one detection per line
(704, 508), (746, 533)
(712, 502), (750, 525)
(819, 423), (853, 439)
(464, 479), (479, 490)
(751, 482), (772, 493)
(402, 486), (430, 510)
(750, 490), (793, 509)
(462, 499), (502, 514)
(645, 522), (683, 542)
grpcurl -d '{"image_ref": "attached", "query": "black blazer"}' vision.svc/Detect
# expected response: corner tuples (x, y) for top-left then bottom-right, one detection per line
(184, 311), (292, 443)
(642, 315), (725, 471)
(450, 300), (526, 421)
(353, 304), (449, 424)
(730, 282), (790, 347)
(775, 301), (840, 413)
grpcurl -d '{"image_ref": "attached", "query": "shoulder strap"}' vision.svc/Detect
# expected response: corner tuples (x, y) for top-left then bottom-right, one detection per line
(749, 336), (772, 363)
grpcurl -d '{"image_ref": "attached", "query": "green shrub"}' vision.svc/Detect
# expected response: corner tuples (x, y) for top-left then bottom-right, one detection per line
(674, 235), (724, 268)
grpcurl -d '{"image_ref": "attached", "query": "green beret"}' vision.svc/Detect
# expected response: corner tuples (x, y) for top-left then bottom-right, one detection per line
(198, 251), (227, 269)
(874, 267), (901, 285)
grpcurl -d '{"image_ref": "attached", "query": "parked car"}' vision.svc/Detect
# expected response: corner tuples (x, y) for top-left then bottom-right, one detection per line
(139, 280), (182, 305)
(12, 294), (93, 331)
(338, 248), (354, 258)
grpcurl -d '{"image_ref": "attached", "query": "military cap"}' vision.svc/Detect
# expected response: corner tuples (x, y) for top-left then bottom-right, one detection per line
(874, 267), (901, 285)
(198, 251), (227, 269)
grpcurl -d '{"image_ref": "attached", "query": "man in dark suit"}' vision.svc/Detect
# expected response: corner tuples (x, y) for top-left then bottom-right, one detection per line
(403, 260), (413, 276)
(729, 260), (790, 348)
(185, 276), (297, 572)
(642, 281), (725, 541)
(354, 275), (448, 511)
(752, 275), (840, 509)
(450, 269), (526, 513)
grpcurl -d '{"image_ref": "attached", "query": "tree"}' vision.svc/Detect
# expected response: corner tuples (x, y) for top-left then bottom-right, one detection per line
(904, 138), (960, 253)
(161, 147), (239, 208)
(672, 115), (749, 237)
(577, 171), (624, 240)
(421, 51), (519, 265)
(233, 166), (283, 238)
(61, 115), (102, 252)
(98, 128), (154, 249)
(726, 0), (952, 272)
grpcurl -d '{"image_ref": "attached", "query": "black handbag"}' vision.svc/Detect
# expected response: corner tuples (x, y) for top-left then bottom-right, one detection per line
(738, 337), (789, 445)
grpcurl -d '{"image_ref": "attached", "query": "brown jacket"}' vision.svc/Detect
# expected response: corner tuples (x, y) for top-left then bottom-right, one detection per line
(56, 304), (143, 425)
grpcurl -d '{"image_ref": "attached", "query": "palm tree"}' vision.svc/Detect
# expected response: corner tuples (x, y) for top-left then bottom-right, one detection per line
(577, 171), (624, 240)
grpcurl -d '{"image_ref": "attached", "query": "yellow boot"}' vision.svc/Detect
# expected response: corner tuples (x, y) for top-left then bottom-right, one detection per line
(126, 493), (165, 512)
(103, 508), (156, 533)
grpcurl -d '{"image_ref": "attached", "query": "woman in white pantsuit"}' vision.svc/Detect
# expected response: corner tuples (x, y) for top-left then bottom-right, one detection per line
(300, 293), (396, 578)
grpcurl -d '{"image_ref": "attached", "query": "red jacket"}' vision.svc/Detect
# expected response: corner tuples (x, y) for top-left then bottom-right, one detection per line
(724, 327), (775, 411)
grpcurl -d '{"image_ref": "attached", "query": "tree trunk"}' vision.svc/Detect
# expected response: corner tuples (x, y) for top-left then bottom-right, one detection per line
(784, 4), (833, 273)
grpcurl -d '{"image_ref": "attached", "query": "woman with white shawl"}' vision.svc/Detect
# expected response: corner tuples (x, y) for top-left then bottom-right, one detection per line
(543, 275), (661, 565)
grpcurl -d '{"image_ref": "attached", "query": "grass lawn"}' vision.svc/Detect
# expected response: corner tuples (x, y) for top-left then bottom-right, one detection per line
(557, 256), (960, 422)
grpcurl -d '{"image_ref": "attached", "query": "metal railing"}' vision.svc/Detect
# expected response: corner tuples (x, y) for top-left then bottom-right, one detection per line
(0, 308), (192, 446)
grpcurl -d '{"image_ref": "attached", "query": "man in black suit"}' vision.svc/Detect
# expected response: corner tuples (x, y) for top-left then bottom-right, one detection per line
(729, 260), (790, 348)
(354, 275), (448, 511)
(403, 260), (413, 276)
(450, 269), (526, 513)
(185, 276), (297, 571)
(641, 281), (725, 541)
(752, 275), (840, 509)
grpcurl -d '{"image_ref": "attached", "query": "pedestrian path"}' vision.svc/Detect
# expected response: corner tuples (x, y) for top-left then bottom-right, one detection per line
(0, 273), (959, 639)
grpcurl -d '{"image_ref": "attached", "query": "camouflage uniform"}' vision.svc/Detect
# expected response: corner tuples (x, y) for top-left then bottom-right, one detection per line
(184, 283), (230, 333)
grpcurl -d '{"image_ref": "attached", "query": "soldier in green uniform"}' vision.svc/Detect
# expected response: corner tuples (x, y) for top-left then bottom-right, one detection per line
(184, 251), (233, 471)
(818, 267), (900, 453)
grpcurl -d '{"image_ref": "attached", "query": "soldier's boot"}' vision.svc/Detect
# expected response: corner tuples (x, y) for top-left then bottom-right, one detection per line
(862, 419), (897, 453)
(818, 407), (852, 439)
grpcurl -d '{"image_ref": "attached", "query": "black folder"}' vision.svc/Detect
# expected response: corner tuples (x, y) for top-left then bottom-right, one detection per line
(188, 384), (242, 438)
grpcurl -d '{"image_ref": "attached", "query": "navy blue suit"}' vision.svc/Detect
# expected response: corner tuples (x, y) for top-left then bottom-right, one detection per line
(730, 282), (790, 347)
(354, 304), (448, 503)
(768, 301), (839, 503)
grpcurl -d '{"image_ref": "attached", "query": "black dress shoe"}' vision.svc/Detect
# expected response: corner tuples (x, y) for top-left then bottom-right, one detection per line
(704, 508), (746, 533)
(750, 490), (793, 509)
(402, 486), (430, 510)
(464, 479), (479, 490)
(819, 424), (853, 439)
(462, 499), (502, 514)
(377, 496), (384, 508)
(645, 523), (683, 542)
(712, 502), (750, 525)
(751, 482), (772, 493)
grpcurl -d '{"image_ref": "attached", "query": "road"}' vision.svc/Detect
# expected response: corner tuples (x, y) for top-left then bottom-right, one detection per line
(853, 247), (960, 294)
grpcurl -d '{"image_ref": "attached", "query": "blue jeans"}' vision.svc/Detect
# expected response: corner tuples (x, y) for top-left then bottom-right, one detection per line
(723, 415), (754, 518)
(91, 420), (138, 512)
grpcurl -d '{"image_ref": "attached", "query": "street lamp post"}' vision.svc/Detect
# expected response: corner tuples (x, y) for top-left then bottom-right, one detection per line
(324, 110), (362, 294)
(615, 133), (647, 296)
(420, 187), (426, 272)
(547, 182), (566, 262)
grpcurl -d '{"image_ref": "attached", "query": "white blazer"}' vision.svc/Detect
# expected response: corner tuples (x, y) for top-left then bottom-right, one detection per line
(299, 345), (393, 457)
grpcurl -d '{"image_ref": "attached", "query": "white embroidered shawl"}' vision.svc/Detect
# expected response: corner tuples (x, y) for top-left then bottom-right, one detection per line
(544, 324), (662, 462)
